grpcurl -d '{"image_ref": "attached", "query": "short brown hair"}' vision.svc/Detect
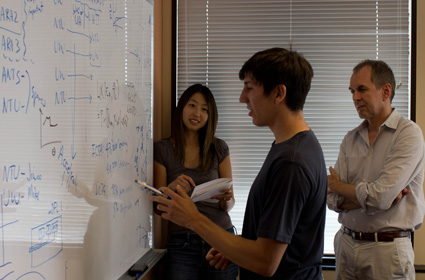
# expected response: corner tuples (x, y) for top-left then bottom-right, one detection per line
(239, 47), (313, 111)
(353, 59), (396, 101)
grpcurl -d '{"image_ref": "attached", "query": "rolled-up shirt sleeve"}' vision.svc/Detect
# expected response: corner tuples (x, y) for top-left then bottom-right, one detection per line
(327, 141), (347, 212)
(355, 123), (425, 213)
(327, 110), (425, 231)
(327, 192), (345, 212)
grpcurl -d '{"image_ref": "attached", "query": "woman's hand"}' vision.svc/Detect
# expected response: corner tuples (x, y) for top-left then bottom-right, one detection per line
(168, 174), (195, 193)
(213, 187), (235, 211)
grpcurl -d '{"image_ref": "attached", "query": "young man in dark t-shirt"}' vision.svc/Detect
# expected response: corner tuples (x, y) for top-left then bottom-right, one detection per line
(152, 47), (327, 279)
(241, 130), (326, 279)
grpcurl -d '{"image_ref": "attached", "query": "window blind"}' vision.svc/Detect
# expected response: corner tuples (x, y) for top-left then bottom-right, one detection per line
(176, 0), (411, 254)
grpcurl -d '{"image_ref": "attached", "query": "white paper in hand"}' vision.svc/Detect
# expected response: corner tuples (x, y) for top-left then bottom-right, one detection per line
(191, 178), (232, 202)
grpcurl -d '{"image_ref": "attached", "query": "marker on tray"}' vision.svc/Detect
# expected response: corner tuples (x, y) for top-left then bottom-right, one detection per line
(135, 180), (171, 199)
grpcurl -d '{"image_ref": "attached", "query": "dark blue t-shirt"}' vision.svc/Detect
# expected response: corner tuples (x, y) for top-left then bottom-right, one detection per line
(240, 130), (327, 280)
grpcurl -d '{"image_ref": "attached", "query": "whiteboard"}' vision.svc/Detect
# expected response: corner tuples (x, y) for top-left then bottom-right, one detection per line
(0, 0), (154, 279)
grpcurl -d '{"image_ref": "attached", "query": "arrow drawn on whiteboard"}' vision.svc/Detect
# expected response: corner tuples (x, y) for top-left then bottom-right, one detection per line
(68, 95), (92, 103)
(113, 16), (125, 29)
(0, 26), (21, 36)
(68, 73), (93, 80)
(71, 44), (77, 160)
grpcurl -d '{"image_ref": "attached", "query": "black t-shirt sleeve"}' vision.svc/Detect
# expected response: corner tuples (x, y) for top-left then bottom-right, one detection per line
(257, 161), (311, 244)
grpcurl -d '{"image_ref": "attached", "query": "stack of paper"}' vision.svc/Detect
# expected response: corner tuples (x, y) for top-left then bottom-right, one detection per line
(191, 178), (233, 202)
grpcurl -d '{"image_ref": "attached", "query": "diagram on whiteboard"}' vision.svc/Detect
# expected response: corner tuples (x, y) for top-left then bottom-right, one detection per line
(0, 0), (154, 279)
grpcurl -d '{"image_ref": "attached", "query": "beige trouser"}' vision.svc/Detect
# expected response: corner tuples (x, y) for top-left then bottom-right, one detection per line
(334, 229), (415, 280)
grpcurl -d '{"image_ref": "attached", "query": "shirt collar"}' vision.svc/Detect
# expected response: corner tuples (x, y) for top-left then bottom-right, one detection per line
(381, 108), (399, 130)
(356, 108), (400, 133)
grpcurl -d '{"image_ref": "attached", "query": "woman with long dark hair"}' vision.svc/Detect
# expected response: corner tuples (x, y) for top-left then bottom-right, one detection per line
(154, 84), (238, 279)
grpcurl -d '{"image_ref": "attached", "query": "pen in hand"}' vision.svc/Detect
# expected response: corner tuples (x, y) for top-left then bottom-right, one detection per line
(135, 180), (171, 199)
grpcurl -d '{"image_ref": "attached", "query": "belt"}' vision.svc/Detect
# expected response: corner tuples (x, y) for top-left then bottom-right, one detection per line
(343, 227), (411, 242)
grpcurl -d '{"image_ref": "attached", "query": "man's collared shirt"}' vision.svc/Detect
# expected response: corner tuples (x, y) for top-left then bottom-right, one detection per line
(327, 109), (425, 232)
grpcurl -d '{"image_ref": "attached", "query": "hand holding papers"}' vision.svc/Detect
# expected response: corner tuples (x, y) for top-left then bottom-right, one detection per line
(191, 178), (233, 202)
